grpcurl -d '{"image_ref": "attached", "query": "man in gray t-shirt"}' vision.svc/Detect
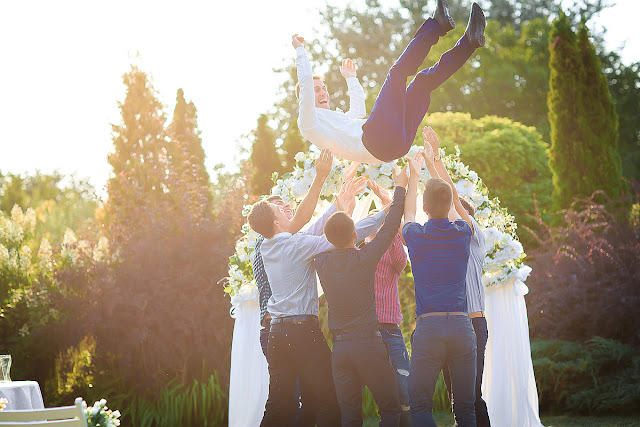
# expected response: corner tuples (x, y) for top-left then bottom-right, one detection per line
(443, 198), (491, 427)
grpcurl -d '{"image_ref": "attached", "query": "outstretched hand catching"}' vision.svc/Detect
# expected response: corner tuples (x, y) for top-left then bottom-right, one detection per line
(407, 151), (425, 179)
(367, 180), (391, 205)
(392, 165), (409, 188)
(422, 126), (440, 154)
(343, 161), (360, 183)
(314, 149), (334, 181)
(336, 176), (366, 215)
(292, 34), (305, 49)
(340, 58), (357, 79)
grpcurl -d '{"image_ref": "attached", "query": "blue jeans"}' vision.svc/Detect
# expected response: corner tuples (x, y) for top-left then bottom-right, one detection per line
(409, 315), (477, 427)
(380, 324), (412, 426)
(443, 317), (491, 427)
(362, 18), (475, 162)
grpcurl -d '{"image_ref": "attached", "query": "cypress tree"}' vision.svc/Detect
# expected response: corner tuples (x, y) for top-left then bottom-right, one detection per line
(166, 89), (213, 223)
(547, 12), (587, 210)
(249, 114), (282, 196)
(281, 119), (309, 173)
(106, 66), (168, 238)
(576, 22), (623, 199)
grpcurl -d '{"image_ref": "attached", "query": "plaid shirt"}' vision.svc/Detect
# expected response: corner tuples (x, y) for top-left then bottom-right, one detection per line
(374, 233), (407, 324)
(251, 236), (272, 322)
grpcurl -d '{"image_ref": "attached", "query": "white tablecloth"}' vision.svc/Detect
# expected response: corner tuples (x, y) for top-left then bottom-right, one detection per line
(0, 381), (45, 410)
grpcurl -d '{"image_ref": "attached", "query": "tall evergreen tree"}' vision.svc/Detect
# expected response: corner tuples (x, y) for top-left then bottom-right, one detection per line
(167, 88), (213, 223)
(577, 22), (623, 199)
(106, 66), (168, 238)
(249, 114), (282, 196)
(547, 12), (586, 210)
(281, 119), (308, 173)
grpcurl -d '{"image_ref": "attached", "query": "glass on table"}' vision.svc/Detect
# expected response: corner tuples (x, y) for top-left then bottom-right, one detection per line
(0, 355), (10, 382)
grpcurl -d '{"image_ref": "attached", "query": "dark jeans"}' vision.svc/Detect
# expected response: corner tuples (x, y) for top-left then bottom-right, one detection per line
(261, 321), (340, 427)
(362, 18), (475, 162)
(332, 333), (401, 426)
(443, 317), (491, 427)
(409, 315), (477, 427)
(380, 324), (412, 427)
(260, 323), (316, 426)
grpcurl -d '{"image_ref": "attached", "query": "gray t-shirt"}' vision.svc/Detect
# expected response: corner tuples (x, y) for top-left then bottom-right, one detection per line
(466, 216), (486, 313)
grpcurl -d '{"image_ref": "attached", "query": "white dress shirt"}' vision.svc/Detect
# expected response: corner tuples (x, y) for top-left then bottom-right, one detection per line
(296, 47), (383, 164)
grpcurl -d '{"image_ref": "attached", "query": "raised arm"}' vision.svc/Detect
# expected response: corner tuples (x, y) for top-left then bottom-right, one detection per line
(294, 35), (318, 130)
(360, 167), (408, 262)
(340, 59), (366, 119)
(403, 151), (425, 224)
(334, 176), (367, 216)
(422, 126), (473, 232)
(289, 149), (334, 234)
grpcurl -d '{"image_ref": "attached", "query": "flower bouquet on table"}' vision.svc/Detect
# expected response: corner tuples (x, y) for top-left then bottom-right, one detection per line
(82, 399), (121, 427)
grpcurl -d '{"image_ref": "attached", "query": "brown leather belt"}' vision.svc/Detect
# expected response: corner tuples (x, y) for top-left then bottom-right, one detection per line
(418, 311), (469, 319)
(469, 311), (485, 319)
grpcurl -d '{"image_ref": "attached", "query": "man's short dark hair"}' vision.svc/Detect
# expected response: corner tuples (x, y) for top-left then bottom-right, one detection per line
(324, 211), (356, 248)
(459, 198), (475, 216)
(423, 178), (453, 218)
(248, 200), (277, 239)
(295, 75), (324, 99)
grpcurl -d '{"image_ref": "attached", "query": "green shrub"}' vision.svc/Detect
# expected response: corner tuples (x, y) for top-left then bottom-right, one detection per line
(532, 337), (640, 415)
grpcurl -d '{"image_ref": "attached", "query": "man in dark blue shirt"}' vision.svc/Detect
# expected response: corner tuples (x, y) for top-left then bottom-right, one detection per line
(402, 126), (477, 426)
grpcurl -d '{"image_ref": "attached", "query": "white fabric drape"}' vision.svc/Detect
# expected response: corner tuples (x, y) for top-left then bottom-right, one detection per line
(483, 279), (543, 427)
(228, 290), (269, 427)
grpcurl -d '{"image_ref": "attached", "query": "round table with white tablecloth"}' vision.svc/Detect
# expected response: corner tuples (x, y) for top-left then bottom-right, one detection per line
(0, 381), (45, 410)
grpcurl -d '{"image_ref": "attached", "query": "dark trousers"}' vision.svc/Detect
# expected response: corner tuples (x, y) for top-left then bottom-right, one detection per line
(332, 333), (401, 426)
(362, 18), (475, 162)
(443, 317), (491, 427)
(261, 321), (340, 427)
(380, 324), (412, 427)
(260, 323), (316, 426)
(409, 315), (477, 427)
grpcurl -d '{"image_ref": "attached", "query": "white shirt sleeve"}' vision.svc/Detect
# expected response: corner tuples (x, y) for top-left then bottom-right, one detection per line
(345, 76), (366, 119)
(354, 210), (386, 242)
(301, 204), (338, 236)
(296, 47), (318, 131)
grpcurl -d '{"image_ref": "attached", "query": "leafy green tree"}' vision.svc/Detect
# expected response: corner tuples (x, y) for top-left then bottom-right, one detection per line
(167, 88), (213, 223)
(105, 66), (168, 239)
(249, 114), (282, 196)
(415, 112), (552, 243)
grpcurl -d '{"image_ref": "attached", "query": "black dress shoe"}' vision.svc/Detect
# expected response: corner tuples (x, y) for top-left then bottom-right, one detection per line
(433, 0), (455, 32)
(464, 2), (486, 48)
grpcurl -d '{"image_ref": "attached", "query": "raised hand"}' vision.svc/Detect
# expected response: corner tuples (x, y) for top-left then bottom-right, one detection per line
(343, 161), (360, 183)
(292, 34), (305, 49)
(392, 165), (409, 188)
(408, 150), (425, 179)
(336, 176), (366, 214)
(367, 179), (391, 205)
(340, 58), (357, 79)
(422, 126), (440, 153)
(422, 142), (435, 165)
(314, 149), (334, 180)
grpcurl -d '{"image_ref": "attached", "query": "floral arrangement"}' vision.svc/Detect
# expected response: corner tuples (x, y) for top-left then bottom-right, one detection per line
(82, 399), (121, 427)
(0, 397), (7, 410)
(225, 147), (531, 305)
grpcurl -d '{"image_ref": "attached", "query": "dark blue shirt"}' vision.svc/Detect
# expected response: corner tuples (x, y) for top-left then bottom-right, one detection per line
(402, 218), (472, 317)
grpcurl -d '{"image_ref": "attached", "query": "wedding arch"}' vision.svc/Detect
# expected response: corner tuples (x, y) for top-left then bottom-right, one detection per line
(226, 146), (543, 427)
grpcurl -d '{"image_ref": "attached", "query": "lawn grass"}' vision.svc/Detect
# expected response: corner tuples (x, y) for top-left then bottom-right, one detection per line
(364, 412), (640, 426)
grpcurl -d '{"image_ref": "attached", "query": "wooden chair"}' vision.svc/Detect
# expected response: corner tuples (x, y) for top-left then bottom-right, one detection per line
(0, 397), (88, 426)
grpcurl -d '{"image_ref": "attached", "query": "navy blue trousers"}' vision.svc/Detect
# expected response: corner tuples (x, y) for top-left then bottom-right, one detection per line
(362, 18), (475, 162)
(409, 315), (477, 427)
(380, 324), (412, 426)
(443, 316), (491, 427)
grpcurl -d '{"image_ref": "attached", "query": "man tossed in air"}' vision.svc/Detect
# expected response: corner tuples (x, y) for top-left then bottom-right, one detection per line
(294, 0), (486, 163)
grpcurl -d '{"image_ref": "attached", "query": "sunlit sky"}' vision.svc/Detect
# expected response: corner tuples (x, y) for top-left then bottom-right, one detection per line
(1, 0), (638, 196)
